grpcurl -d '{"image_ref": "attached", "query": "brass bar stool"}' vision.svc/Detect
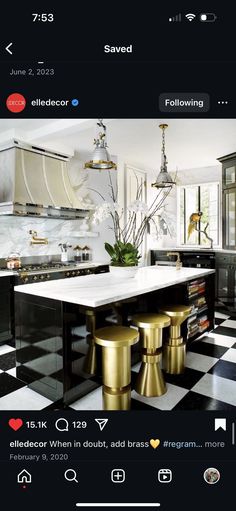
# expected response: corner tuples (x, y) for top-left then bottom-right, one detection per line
(132, 313), (170, 397)
(94, 326), (139, 410)
(83, 309), (97, 375)
(159, 305), (191, 374)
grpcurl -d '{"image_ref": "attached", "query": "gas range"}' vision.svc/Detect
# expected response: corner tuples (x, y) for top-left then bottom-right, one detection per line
(1, 261), (97, 284)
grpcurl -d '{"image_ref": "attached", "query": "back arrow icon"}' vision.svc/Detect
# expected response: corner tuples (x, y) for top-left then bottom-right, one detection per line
(6, 43), (13, 55)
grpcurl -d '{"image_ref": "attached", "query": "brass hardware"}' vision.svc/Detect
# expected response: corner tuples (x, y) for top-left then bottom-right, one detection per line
(167, 251), (182, 270)
(83, 310), (97, 375)
(29, 230), (48, 245)
(132, 313), (170, 397)
(94, 326), (139, 410)
(160, 305), (191, 374)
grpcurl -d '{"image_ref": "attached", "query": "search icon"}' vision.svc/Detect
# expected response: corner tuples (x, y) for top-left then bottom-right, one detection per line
(55, 418), (69, 432)
(64, 469), (78, 483)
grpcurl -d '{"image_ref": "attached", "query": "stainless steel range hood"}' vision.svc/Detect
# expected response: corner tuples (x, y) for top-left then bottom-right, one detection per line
(0, 140), (91, 219)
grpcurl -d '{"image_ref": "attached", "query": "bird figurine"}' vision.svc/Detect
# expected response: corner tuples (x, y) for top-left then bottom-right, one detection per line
(188, 212), (202, 239)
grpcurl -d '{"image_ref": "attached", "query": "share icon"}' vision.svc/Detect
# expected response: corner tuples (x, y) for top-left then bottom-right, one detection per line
(95, 418), (109, 431)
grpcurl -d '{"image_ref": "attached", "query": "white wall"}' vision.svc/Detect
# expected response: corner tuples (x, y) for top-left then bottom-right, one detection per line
(0, 153), (116, 262)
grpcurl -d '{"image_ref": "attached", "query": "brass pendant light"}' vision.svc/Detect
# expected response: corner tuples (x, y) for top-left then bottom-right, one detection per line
(84, 119), (117, 170)
(151, 123), (176, 188)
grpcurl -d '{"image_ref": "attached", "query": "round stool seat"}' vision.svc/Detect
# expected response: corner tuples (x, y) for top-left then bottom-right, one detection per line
(132, 313), (170, 329)
(160, 305), (191, 317)
(94, 326), (139, 348)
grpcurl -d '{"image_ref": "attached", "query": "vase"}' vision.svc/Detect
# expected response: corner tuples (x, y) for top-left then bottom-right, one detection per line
(109, 265), (138, 279)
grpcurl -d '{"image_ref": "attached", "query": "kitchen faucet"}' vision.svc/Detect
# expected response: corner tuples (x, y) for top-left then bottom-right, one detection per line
(29, 230), (48, 245)
(167, 251), (182, 270)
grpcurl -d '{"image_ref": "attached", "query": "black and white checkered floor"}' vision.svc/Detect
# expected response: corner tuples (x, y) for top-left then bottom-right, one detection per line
(0, 311), (236, 411)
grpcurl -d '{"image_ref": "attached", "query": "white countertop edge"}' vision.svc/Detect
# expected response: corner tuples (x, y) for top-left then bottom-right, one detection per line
(14, 267), (215, 308)
(0, 271), (16, 277)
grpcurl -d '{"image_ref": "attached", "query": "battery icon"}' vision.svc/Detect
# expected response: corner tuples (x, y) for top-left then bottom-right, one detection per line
(200, 13), (217, 22)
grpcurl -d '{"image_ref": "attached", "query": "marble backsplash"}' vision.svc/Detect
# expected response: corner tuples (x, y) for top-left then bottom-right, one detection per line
(0, 215), (112, 264)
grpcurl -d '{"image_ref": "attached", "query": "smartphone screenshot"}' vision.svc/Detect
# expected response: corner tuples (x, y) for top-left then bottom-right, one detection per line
(0, 4), (235, 510)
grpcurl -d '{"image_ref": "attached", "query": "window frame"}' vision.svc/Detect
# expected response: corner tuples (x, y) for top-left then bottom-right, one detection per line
(177, 181), (221, 248)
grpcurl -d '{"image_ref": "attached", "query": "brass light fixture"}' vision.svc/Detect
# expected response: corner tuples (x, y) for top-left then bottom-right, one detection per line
(84, 119), (117, 170)
(151, 123), (176, 188)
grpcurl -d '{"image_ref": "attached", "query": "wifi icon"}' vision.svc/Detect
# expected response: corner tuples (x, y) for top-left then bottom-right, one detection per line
(185, 13), (196, 21)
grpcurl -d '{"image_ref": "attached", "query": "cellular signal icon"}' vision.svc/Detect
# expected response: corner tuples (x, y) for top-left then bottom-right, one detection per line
(185, 13), (196, 21)
(169, 13), (182, 22)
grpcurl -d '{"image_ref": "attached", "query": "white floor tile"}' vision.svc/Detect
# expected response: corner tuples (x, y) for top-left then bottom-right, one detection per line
(0, 345), (15, 355)
(132, 362), (141, 373)
(186, 352), (218, 372)
(25, 353), (63, 375)
(36, 337), (62, 353)
(220, 319), (236, 329)
(6, 368), (16, 377)
(0, 369), (2, 374)
(221, 348), (236, 363)
(70, 387), (103, 410)
(204, 333), (236, 348)
(131, 384), (189, 411)
(72, 338), (88, 355)
(214, 312), (230, 320)
(0, 387), (53, 410)
(192, 373), (236, 406)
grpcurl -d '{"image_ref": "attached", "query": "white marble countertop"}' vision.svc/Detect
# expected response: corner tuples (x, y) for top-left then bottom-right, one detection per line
(0, 271), (16, 277)
(14, 266), (215, 308)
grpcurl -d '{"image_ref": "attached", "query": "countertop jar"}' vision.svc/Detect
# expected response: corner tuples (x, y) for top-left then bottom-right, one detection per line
(6, 252), (21, 269)
(73, 245), (83, 263)
(82, 245), (91, 262)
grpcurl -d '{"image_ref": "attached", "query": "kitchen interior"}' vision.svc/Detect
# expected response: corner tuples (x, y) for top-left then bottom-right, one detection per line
(0, 118), (236, 411)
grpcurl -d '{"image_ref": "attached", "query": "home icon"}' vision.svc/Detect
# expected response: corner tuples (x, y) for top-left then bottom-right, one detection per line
(17, 469), (32, 484)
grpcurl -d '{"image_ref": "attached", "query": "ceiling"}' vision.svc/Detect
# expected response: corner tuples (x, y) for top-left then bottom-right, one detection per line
(0, 118), (235, 174)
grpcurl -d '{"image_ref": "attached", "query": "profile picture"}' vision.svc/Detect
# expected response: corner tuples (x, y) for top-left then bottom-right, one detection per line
(203, 467), (220, 484)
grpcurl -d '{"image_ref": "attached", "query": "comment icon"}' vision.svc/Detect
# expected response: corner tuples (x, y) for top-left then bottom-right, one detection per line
(55, 418), (69, 432)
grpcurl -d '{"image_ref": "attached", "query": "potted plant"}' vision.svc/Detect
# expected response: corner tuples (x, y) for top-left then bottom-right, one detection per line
(91, 171), (174, 278)
(104, 240), (141, 278)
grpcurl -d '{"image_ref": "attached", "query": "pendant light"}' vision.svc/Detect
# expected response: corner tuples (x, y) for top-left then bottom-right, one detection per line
(151, 123), (176, 188)
(84, 119), (117, 170)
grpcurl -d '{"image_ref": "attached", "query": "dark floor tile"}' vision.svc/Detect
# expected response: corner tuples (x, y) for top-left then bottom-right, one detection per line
(214, 325), (236, 338)
(16, 345), (47, 364)
(0, 373), (25, 397)
(232, 343), (236, 349)
(6, 338), (16, 348)
(43, 399), (66, 410)
(188, 339), (228, 358)
(16, 366), (44, 385)
(50, 369), (64, 383)
(0, 351), (16, 371)
(131, 398), (156, 410)
(57, 348), (85, 360)
(208, 360), (236, 381)
(173, 391), (236, 410)
(164, 368), (204, 389)
(214, 318), (225, 326)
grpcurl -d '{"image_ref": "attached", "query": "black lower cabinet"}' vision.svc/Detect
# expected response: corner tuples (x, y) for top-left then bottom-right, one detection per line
(0, 276), (14, 344)
(215, 253), (236, 306)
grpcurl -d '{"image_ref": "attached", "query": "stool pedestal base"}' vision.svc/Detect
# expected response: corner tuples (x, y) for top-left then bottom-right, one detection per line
(103, 385), (131, 410)
(163, 341), (186, 374)
(135, 352), (167, 397)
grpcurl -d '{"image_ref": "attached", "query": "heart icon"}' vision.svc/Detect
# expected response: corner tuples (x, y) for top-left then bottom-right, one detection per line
(8, 418), (23, 431)
(150, 438), (160, 449)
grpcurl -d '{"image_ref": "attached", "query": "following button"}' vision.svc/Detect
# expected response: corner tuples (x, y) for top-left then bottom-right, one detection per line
(159, 93), (210, 112)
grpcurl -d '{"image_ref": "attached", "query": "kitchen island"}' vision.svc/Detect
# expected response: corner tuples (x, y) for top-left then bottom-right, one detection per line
(14, 266), (215, 406)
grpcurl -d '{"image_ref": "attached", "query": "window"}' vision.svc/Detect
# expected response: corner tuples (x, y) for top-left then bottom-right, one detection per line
(179, 183), (220, 246)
